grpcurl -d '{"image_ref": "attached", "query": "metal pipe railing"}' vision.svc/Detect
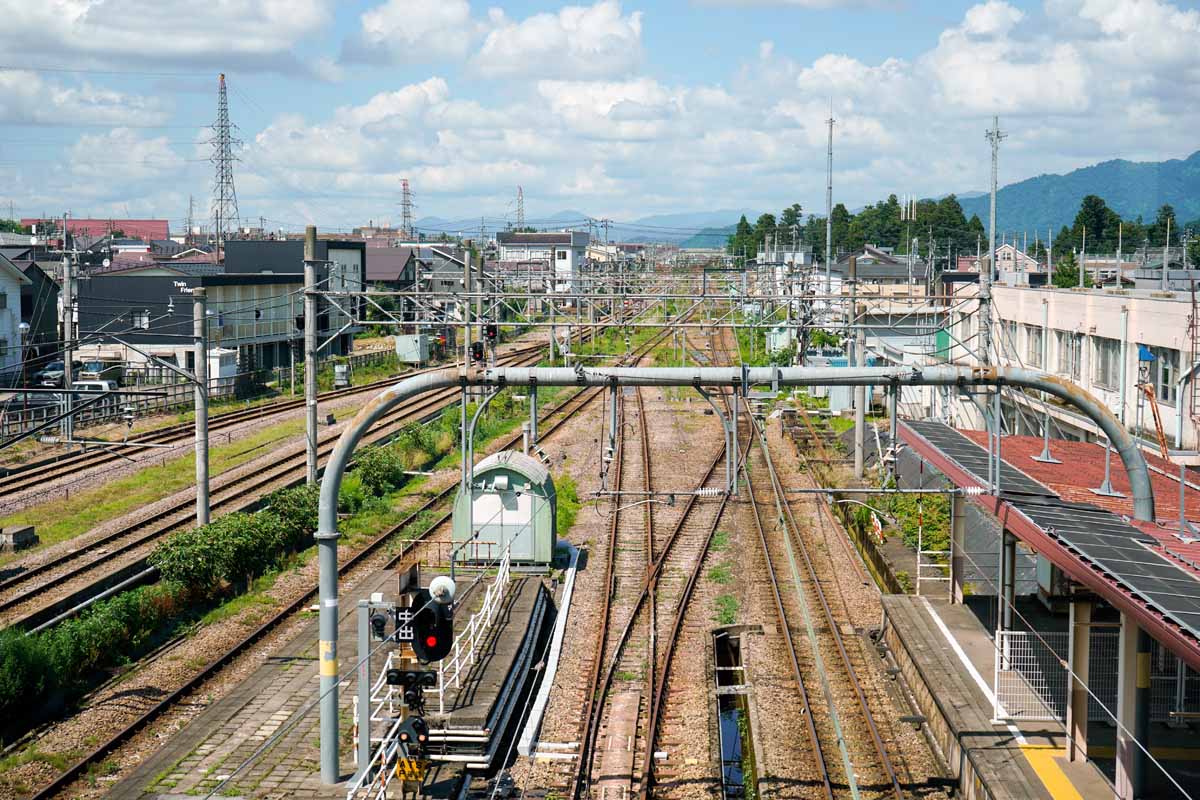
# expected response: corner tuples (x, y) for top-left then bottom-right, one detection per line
(315, 361), (1155, 783)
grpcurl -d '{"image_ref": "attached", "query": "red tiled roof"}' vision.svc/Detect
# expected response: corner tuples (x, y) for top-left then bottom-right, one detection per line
(23, 218), (169, 241)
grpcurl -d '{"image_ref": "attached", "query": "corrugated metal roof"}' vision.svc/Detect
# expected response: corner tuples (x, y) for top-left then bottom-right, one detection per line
(474, 449), (553, 488)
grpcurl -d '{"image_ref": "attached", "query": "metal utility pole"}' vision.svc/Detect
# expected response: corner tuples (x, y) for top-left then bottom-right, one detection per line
(209, 74), (240, 263)
(847, 255), (865, 478)
(825, 101), (834, 293)
(61, 243), (74, 444)
(304, 226), (319, 486)
(1162, 216), (1172, 292)
(314, 233), (337, 785)
(1079, 227), (1087, 289)
(983, 115), (1005, 366)
(193, 288), (210, 526)
(463, 248), (473, 371)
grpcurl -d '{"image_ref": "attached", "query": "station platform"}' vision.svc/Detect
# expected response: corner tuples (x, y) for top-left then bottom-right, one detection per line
(108, 563), (557, 800)
(882, 594), (1113, 800)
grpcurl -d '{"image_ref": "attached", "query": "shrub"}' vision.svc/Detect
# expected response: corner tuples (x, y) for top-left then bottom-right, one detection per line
(338, 473), (370, 515)
(0, 629), (48, 717)
(354, 445), (406, 496)
(266, 484), (319, 538)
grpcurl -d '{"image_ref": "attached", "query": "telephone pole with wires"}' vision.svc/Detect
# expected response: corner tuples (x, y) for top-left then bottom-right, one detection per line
(210, 73), (240, 263)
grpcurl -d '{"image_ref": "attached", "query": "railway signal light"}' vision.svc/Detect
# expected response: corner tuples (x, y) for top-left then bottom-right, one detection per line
(410, 588), (453, 663)
(370, 611), (390, 641)
(386, 668), (438, 710)
(470, 341), (485, 363)
(397, 715), (429, 754)
(484, 323), (498, 343)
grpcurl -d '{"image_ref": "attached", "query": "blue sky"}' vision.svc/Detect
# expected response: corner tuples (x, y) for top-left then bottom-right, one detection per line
(2, 0), (1198, 235)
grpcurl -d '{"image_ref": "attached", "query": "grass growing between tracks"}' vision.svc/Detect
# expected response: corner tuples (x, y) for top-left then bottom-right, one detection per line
(0, 416), (310, 563)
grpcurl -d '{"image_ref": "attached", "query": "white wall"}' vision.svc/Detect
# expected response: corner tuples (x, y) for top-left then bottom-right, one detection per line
(0, 272), (22, 383)
(958, 284), (1197, 451)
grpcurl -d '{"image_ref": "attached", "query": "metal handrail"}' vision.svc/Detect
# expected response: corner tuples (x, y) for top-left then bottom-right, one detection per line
(436, 542), (513, 713)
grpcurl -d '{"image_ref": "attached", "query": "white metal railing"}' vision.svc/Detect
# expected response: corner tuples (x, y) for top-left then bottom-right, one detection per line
(346, 713), (408, 800)
(994, 630), (1068, 722)
(436, 542), (513, 713)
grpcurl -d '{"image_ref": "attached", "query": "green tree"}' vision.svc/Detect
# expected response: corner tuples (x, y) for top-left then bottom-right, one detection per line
(1150, 204), (1178, 246)
(727, 214), (754, 259)
(1052, 250), (1079, 288)
(779, 203), (803, 230)
(0, 219), (27, 234)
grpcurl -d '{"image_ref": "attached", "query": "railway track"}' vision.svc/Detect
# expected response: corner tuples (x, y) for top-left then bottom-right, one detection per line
(23, 325), (678, 800)
(568, 350), (740, 798)
(741, 401), (906, 799)
(0, 343), (550, 499)
(0, 347), (548, 630)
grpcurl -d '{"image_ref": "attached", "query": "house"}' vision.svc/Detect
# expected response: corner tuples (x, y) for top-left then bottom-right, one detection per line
(365, 246), (418, 325)
(831, 244), (928, 291)
(496, 231), (589, 292)
(0, 254), (32, 386)
(941, 281), (1200, 454)
(71, 272), (308, 375)
(17, 260), (59, 374)
(223, 239), (367, 358)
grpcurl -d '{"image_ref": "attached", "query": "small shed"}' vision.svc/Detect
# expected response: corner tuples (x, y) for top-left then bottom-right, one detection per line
(452, 450), (557, 565)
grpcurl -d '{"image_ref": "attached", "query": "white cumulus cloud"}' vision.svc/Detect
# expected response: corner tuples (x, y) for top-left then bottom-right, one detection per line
(474, 0), (643, 79)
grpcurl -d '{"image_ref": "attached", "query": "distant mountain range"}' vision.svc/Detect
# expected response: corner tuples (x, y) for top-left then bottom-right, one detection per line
(416, 208), (757, 245)
(956, 151), (1200, 233)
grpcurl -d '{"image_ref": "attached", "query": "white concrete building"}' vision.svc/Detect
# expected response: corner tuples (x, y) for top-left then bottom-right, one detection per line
(0, 255), (31, 385)
(943, 283), (1200, 454)
(496, 231), (589, 293)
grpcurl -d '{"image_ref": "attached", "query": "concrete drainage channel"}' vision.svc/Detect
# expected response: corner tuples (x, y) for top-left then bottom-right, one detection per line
(714, 625), (763, 799)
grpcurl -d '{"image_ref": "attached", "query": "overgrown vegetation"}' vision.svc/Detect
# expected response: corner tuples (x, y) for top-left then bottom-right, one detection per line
(707, 562), (733, 585)
(713, 594), (739, 625)
(0, 582), (189, 723)
(556, 474), (581, 534)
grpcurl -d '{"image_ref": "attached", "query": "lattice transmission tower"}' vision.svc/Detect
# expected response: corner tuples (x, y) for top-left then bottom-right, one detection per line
(210, 73), (240, 260)
(516, 185), (525, 229)
(400, 178), (414, 239)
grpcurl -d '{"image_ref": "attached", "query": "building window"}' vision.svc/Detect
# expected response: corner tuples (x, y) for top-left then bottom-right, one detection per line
(1025, 325), (1043, 368)
(1056, 330), (1082, 381)
(1147, 346), (1180, 406)
(132, 309), (150, 330)
(0, 292), (7, 309)
(556, 250), (567, 260)
(1092, 336), (1121, 390)
(0, 338), (7, 358)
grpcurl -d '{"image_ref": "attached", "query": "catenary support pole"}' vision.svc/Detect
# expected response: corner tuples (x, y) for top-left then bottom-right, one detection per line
(61, 251), (74, 444)
(304, 226), (319, 486)
(193, 288), (209, 526)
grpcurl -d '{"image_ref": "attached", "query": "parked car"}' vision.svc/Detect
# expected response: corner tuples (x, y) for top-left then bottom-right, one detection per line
(34, 360), (83, 387)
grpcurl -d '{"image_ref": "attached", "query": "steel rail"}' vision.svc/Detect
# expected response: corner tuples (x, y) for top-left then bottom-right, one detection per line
(741, 425), (836, 800)
(0, 352), (543, 623)
(570, 392), (624, 799)
(21, 329), (667, 800)
(749, 406), (906, 800)
(0, 344), (551, 496)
